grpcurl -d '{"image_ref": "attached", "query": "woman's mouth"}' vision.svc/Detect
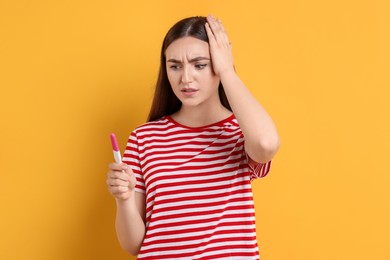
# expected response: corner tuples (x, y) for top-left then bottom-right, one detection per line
(181, 88), (198, 96)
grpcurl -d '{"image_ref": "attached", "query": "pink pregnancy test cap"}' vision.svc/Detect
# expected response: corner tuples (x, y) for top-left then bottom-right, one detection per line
(110, 133), (120, 152)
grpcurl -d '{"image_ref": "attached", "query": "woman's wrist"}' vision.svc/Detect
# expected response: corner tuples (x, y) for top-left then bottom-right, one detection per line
(220, 69), (239, 87)
(115, 191), (136, 207)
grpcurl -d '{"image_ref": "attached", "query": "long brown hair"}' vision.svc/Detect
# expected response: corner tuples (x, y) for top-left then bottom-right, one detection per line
(147, 16), (232, 122)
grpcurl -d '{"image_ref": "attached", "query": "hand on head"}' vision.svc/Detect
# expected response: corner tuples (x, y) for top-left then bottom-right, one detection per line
(205, 14), (235, 77)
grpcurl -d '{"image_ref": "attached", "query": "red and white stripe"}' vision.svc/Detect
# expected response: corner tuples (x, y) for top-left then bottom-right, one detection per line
(123, 115), (271, 259)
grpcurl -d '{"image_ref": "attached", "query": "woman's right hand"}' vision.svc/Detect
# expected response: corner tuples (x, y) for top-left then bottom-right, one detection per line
(106, 163), (137, 200)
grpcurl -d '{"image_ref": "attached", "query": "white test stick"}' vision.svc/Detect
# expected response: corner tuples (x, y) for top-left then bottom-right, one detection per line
(110, 133), (122, 163)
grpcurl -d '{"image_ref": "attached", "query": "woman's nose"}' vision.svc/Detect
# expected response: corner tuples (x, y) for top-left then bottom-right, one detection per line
(181, 66), (193, 83)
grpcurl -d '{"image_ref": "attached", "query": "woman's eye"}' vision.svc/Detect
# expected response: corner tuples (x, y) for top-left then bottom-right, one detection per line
(170, 65), (181, 70)
(195, 64), (207, 69)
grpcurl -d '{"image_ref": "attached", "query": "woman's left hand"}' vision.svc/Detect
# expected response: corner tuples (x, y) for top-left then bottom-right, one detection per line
(205, 15), (235, 77)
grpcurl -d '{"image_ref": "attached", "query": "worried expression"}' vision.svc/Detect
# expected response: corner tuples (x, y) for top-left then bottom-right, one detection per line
(165, 36), (221, 108)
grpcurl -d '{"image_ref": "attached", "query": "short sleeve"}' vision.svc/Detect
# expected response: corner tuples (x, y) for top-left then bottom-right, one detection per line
(122, 130), (146, 194)
(246, 153), (272, 181)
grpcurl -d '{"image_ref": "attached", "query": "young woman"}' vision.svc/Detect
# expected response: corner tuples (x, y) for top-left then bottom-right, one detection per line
(107, 15), (280, 259)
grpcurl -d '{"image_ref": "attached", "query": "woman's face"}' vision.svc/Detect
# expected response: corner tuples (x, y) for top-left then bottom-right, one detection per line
(165, 36), (220, 108)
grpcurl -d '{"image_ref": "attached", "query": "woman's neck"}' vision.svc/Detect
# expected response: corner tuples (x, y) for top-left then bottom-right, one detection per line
(171, 102), (232, 127)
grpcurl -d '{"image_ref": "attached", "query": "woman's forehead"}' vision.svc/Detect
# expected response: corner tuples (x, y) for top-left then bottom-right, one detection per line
(165, 37), (210, 60)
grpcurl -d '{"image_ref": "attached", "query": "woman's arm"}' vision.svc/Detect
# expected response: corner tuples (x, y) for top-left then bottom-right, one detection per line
(220, 72), (280, 163)
(115, 192), (146, 255)
(205, 15), (280, 163)
(107, 163), (146, 255)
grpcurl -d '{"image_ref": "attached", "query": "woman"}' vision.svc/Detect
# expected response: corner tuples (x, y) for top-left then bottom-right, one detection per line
(107, 15), (280, 259)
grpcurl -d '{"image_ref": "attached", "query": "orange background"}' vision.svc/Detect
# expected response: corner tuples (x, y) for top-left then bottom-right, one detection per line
(1, 0), (389, 259)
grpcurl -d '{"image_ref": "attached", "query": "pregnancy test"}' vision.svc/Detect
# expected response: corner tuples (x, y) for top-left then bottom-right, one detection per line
(110, 133), (122, 163)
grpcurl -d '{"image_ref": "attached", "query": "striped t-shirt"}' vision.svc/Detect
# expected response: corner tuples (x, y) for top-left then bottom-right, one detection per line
(122, 114), (271, 260)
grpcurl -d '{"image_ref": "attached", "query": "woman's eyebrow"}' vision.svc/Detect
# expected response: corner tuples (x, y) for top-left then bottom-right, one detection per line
(167, 57), (210, 63)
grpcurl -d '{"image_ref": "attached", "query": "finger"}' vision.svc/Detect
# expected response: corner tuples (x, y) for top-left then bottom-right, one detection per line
(217, 19), (230, 45)
(216, 18), (224, 31)
(206, 15), (220, 37)
(107, 178), (129, 187)
(207, 16), (227, 45)
(205, 22), (216, 46)
(108, 162), (129, 171)
(122, 165), (135, 175)
(109, 185), (129, 194)
(108, 171), (131, 182)
(215, 18), (231, 47)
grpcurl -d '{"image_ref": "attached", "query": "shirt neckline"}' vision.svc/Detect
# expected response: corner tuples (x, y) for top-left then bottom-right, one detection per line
(165, 113), (235, 129)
